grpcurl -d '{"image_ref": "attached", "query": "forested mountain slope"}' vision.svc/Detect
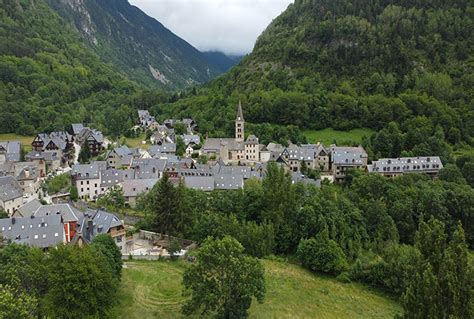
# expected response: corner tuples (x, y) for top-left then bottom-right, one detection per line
(0, 0), (167, 136)
(164, 0), (473, 160)
(47, 0), (221, 89)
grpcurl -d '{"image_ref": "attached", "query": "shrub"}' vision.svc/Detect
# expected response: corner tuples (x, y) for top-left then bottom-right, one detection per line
(297, 229), (348, 275)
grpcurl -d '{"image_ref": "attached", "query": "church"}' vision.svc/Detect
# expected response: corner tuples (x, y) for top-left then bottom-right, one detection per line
(201, 102), (260, 164)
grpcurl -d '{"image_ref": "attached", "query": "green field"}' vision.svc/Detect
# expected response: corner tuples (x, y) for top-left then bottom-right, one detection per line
(112, 259), (401, 319)
(123, 134), (150, 149)
(0, 133), (34, 152)
(303, 128), (375, 146)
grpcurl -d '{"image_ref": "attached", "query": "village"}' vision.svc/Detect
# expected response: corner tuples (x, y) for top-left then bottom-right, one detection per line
(0, 102), (444, 254)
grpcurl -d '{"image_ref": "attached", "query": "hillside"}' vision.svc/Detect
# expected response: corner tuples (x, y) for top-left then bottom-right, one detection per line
(202, 51), (243, 73)
(162, 0), (473, 160)
(112, 259), (401, 319)
(47, 0), (221, 89)
(0, 0), (169, 137)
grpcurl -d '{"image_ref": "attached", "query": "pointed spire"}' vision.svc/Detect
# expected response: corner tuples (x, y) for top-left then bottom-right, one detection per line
(236, 100), (244, 121)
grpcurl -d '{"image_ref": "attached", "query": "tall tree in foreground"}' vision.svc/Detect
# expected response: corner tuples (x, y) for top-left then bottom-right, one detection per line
(78, 143), (92, 163)
(182, 236), (265, 319)
(402, 218), (474, 318)
(146, 173), (187, 236)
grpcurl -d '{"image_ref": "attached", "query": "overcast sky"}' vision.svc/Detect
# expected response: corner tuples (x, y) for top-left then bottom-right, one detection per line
(129, 0), (293, 55)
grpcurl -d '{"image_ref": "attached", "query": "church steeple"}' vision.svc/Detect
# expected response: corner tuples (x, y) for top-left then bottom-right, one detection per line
(236, 100), (244, 121)
(235, 100), (245, 142)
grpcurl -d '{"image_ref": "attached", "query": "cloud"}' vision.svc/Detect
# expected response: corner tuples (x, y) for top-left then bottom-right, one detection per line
(129, 0), (293, 55)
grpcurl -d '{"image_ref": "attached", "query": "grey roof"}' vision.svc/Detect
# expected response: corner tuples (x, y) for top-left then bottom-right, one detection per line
(71, 123), (85, 135)
(184, 176), (215, 191)
(100, 169), (124, 188)
(267, 143), (285, 154)
(331, 146), (368, 165)
(368, 156), (443, 174)
(214, 174), (244, 190)
(74, 209), (123, 244)
(16, 199), (43, 218)
(181, 135), (200, 146)
(202, 138), (244, 152)
(25, 150), (60, 162)
(236, 101), (244, 121)
(291, 172), (321, 187)
(33, 203), (81, 223)
(283, 144), (315, 161)
(122, 179), (158, 197)
(0, 214), (65, 248)
(17, 166), (38, 181)
(78, 127), (104, 144)
(0, 163), (14, 176)
(112, 145), (133, 157)
(132, 158), (167, 179)
(245, 135), (259, 145)
(148, 143), (176, 154)
(0, 141), (21, 162)
(0, 176), (23, 202)
(71, 163), (100, 179)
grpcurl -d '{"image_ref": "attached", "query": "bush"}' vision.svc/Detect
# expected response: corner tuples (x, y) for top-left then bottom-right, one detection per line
(297, 230), (348, 275)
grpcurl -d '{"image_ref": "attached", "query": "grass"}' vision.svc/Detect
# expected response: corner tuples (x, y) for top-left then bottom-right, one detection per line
(303, 128), (375, 146)
(0, 133), (34, 152)
(123, 134), (150, 149)
(112, 259), (401, 319)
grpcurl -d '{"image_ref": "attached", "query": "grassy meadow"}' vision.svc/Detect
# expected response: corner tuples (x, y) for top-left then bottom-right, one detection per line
(112, 259), (401, 319)
(0, 133), (34, 152)
(303, 128), (374, 146)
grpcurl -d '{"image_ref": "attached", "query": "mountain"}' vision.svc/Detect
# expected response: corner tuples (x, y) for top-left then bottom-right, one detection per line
(47, 0), (221, 89)
(0, 0), (154, 136)
(202, 51), (243, 73)
(163, 0), (473, 154)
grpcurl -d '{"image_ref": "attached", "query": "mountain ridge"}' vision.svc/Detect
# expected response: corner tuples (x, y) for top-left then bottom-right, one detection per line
(47, 0), (222, 89)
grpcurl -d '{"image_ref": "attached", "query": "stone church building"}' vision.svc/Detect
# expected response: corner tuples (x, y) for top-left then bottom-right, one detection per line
(201, 102), (260, 164)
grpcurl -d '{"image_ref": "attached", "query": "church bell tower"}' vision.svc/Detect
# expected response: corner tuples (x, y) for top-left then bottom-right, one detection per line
(235, 101), (245, 142)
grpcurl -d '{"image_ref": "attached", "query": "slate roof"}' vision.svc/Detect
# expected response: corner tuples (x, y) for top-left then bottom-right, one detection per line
(291, 172), (321, 187)
(244, 135), (259, 145)
(368, 156), (443, 174)
(16, 199), (42, 218)
(214, 174), (244, 190)
(71, 123), (85, 135)
(0, 141), (21, 162)
(331, 146), (368, 165)
(236, 101), (244, 121)
(25, 150), (60, 162)
(122, 179), (158, 197)
(0, 176), (23, 202)
(71, 163), (100, 179)
(181, 135), (200, 146)
(202, 138), (244, 152)
(148, 143), (176, 154)
(0, 214), (65, 248)
(132, 159), (167, 179)
(100, 169), (124, 188)
(74, 209), (123, 244)
(184, 176), (215, 191)
(33, 203), (81, 223)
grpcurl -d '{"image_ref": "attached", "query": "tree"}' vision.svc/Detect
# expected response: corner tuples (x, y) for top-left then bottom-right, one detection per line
(0, 284), (37, 319)
(146, 173), (186, 236)
(176, 136), (186, 156)
(45, 245), (117, 318)
(78, 143), (92, 163)
(182, 236), (265, 318)
(297, 229), (348, 275)
(69, 186), (78, 201)
(0, 209), (8, 218)
(402, 218), (474, 318)
(438, 164), (466, 184)
(91, 234), (123, 279)
(168, 239), (181, 259)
